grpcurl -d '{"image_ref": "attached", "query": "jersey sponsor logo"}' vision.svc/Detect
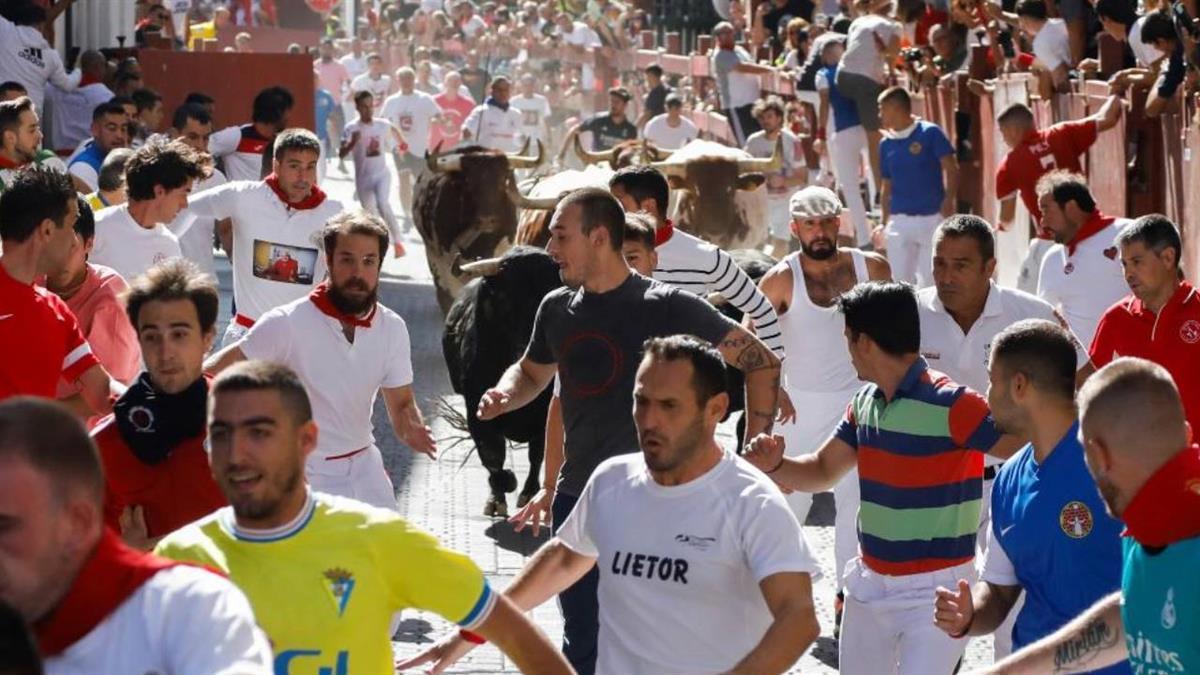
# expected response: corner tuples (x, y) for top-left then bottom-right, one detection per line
(1179, 320), (1200, 344)
(1059, 500), (1094, 538)
(920, 350), (942, 360)
(674, 533), (716, 551)
(252, 240), (319, 286)
(1125, 631), (1185, 672)
(610, 550), (690, 583)
(275, 649), (349, 675)
(908, 141), (922, 155)
(999, 523), (1017, 537)
(323, 567), (355, 617)
(18, 47), (44, 68)
(1162, 587), (1176, 629)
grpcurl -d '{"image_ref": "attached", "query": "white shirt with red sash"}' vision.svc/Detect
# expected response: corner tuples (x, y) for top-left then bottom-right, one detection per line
(37, 529), (272, 674)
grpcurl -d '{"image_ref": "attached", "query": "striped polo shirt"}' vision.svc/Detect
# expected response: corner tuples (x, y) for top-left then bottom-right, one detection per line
(835, 357), (1000, 576)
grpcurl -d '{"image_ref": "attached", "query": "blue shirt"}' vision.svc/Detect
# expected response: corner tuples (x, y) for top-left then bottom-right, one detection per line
(68, 140), (105, 176)
(991, 423), (1129, 673)
(820, 65), (860, 132)
(880, 120), (953, 216)
(314, 88), (337, 142)
(1121, 536), (1200, 674)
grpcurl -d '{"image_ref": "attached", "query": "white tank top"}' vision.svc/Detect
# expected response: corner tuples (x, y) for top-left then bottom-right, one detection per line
(780, 249), (869, 394)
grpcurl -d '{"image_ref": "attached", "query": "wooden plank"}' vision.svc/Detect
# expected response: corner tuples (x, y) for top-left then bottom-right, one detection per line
(1162, 112), (1187, 228)
(690, 54), (710, 78)
(660, 54), (690, 76)
(635, 50), (660, 69)
(1183, 126), (1200, 281)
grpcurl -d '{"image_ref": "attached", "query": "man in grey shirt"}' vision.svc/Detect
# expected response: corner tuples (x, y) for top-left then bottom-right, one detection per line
(477, 187), (782, 675)
(710, 21), (773, 145)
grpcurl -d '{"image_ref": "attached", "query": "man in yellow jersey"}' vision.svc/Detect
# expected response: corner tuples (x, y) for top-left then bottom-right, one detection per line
(155, 360), (573, 675)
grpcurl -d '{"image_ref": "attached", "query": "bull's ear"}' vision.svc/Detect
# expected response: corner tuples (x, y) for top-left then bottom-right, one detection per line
(736, 173), (766, 191)
(667, 175), (688, 190)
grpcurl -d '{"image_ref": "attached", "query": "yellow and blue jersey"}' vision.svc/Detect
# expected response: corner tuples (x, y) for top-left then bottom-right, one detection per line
(156, 491), (495, 675)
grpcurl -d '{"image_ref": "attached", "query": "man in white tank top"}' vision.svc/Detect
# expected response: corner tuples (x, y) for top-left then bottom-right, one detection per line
(756, 186), (891, 619)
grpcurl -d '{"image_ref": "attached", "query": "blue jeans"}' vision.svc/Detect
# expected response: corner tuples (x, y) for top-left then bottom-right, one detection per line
(552, 492), (599, 675)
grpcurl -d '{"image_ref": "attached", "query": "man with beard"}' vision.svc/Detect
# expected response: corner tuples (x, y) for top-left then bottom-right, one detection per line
(754, 185), (889, 633)
(184, 129), (342, 346)
(932, 320), (1128, 673)
(67, 102), (130, 193)
(0, 399), (271, 673)
(403, 336), (820, 674)
(206, 211), (434, 509)
(92, 259), (227, 550)
(979, 358), (1200, 674)
(0, 97), (67, 194)
(477, 188), (782, 675)
(156, 360), (573, 675)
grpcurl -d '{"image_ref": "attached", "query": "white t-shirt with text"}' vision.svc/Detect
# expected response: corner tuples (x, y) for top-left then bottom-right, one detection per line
(380, 90), (442, 157)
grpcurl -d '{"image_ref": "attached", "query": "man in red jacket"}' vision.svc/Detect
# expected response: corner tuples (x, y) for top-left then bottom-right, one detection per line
(91, 258), (226, 550)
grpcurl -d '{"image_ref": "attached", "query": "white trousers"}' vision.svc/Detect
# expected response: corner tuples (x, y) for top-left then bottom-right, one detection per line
(839, 558), (976, 674)
(828, 126), (872, 246)
(886, 213), (942, 288)
(777, 387), (861, 590)
(355, 171), (401, 242)
(306, 444), (398, 511)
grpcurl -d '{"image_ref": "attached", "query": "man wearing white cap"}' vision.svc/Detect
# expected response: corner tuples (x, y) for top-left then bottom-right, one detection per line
(755, 185), (891, 629)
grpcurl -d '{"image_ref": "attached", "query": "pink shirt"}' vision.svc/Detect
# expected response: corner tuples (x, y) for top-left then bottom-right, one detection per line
(315, 60), (351, 99)
(431, 93), (477, 150)
(55, 264), (141, 399)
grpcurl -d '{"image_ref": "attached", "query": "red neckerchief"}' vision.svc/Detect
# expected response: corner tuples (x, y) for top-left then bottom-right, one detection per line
(1065, 211), (1114, 256)
(264, 173), (327, 210)
(309, 280), (376, 328)
(0, 154), (24, 169)
(33, 529), (182, 657)
(655, 219), (674, 247)
(78, 73), (103, 87)
(1122, 444), (1200, 548)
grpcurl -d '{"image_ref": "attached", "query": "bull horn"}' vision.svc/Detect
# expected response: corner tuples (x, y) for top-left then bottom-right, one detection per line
(649, 159), (686, 177)
(573, 135), (610, 165)
(459, 257), (503, 278)
(647, 141), (674, 161)
(506, 139), (544, 169)
(425, 142), (462, 172)
(737, 137), (783, 173)
(506, 171), (561, 209)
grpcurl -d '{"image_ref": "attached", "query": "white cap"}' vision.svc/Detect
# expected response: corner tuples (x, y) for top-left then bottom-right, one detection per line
(789, 186), (842, 219)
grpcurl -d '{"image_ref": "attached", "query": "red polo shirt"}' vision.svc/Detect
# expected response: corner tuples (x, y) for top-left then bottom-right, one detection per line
(92, 417), (227, 539)
(0, 263), (99, 401)
(1090, 282), (1200, 434)
(995, 119), (1097, 223)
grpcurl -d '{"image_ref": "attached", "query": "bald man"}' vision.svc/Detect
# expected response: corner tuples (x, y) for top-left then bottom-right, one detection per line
(977, 358), (1200, 674)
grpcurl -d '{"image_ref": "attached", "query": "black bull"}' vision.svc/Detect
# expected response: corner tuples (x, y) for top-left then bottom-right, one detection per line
(441, 246), (777, 517)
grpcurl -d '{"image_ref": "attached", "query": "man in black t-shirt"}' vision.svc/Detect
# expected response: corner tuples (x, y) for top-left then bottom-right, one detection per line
(557, 87), (639, 160)
(637, 65), (671, 128)
(477, 188), (783, 675)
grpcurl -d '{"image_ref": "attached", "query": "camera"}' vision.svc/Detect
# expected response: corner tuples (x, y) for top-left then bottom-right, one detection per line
(903, 47), (925, 63)
(996, 28), (1016, 58)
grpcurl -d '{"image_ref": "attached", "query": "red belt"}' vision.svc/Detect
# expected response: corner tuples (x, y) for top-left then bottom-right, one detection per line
(325, 447), (367, 461)
(234, 313), (255, 328)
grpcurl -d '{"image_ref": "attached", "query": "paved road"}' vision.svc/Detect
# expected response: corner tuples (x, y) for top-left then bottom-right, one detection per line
(212, 165), (995, 673)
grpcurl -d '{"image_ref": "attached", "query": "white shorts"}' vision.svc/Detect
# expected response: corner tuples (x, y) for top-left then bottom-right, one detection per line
(306, 444), (397, 511)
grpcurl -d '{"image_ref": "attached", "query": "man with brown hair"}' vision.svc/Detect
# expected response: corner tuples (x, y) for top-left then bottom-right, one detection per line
(92, 259), (226, 550)
(205, 210), (434, 510)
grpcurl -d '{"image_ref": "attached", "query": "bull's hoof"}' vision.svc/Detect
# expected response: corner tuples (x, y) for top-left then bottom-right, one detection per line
(484, 495), (508, 518)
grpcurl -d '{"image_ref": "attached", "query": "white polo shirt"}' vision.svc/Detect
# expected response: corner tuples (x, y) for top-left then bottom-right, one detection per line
(918, 282), (1089, 395)
(90, 204), (183, 282)
(186, 181), (343, 323)
(237, 295), (414, 457)
(557, 451), (819, 674)
(462, 103), (523, 152)
(1037, 219), (1130, 347)
(45, 565), (272, 675)
(642, 114), (699, 150)
(172, 168), (228, 277)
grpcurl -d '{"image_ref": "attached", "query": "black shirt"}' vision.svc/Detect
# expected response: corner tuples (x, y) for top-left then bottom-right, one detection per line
(643, 83), (671, 119)
(460, 67), (490, 104)
(580, 113), (639, 150)
(763, 0), (815, 40)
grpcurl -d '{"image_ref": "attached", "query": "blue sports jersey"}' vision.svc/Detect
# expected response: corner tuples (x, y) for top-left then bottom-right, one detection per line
(68, 140), (105, 177)
(1121, 535), (1200, 674)
(820, 65), (860, 132)
(880, 120), (953, 216)
(991, 423), (1130, 673)
(314, 88), (337, 142)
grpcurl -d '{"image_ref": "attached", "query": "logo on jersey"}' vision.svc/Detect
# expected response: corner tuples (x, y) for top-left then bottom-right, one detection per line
(908, 141), (922, 155)
(1162, 588), (1177, 629)
(1180, 320), (1200, 344)
(675, 533), (716, 551)
(1064, 262), (1075, 275)
(1059, 501), (1094, 538)
(323, 567), (355, 617)
(1103, 246), (1118, 260)
(18, 47), (44, 68)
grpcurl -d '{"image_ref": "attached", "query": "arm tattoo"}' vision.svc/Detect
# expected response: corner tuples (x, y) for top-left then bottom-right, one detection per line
(723, 336), (772, 372)
(1053, 618), (1120, 673)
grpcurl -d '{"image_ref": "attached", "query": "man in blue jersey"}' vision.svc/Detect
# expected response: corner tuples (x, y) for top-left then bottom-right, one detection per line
(933, 319), (1128, 673)
(973, 357), (1200, 674)
(877, 86), (957, 288)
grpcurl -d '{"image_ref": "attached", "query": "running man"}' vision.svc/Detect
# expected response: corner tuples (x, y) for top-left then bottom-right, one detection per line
(978, 358), (1200, 673)
(155, 361), (572, 675)
(341, 90), (406, 258)
(206, 212), (433, 510)
(404, 336), (820, 674)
